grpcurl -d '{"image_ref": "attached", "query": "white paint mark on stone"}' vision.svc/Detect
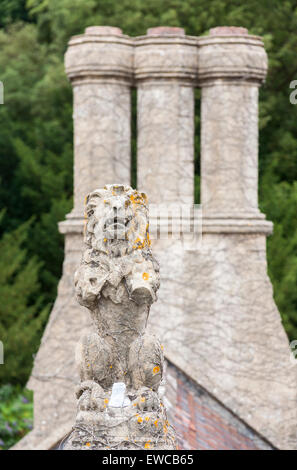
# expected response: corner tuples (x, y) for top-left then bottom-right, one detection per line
(108, 382), (130, 408)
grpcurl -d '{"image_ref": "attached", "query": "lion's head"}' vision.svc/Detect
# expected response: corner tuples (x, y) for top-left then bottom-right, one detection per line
(75, 184), (159, 308)
(84, 184), (150, 256)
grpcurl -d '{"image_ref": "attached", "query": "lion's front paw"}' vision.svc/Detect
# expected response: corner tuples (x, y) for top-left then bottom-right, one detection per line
(76, 380), (106, 412)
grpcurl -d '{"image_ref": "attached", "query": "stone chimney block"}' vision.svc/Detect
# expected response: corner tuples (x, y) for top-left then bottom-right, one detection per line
(135, 27), (198, 204)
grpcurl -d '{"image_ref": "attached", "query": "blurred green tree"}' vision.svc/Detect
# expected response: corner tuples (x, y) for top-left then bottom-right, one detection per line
(0, 211), (48, 384)
(0, 0), (29, 27)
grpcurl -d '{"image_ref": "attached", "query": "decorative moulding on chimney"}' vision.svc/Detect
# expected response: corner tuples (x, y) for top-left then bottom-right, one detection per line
(209, 26), (249, 35)
(65, 26), (134, 84)
(134, 27), (198, 83)
(197, 26), (268, 85)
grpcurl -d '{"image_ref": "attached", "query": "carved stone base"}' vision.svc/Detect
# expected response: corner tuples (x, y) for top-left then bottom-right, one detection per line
(63, 390), (176, 450)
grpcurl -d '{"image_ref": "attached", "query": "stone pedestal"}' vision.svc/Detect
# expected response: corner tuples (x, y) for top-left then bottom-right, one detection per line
(63, 184), (176, 450)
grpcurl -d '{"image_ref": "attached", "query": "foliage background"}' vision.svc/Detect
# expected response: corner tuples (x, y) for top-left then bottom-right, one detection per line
(0, 0), (297, 448)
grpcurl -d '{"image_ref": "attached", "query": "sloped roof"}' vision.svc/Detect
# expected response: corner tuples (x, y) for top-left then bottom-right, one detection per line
(164, 360), (274, 450)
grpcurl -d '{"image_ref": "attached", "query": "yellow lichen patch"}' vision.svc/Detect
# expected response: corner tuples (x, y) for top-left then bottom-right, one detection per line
(145, 416), (150, 422)
(144, 442), (151, 449)
(137, 416), (143, 423)
(142, 272), (149, 281)
(133, 236), (146, 250)
(154, 419), (159, 428)
(104, 238), (107, 242)
(134, 236), (143, 248)
(85, 442), (91, 447)
(109, 365), (112, 369)
(87, 363), (90, 368)
(140, 397), (146, 403)
(133, 403), (137, 407)
(130, 193), (144, 205)
(161, 344), (164, 351)
(153, 366), (160, 375)
(104, 399), (109, 404)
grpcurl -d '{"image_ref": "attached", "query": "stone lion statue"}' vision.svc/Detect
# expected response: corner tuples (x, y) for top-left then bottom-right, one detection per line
(64, 184), (175, 450)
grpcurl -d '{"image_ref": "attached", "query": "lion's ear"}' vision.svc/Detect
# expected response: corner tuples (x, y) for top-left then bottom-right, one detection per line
(141, 192), (148, 203)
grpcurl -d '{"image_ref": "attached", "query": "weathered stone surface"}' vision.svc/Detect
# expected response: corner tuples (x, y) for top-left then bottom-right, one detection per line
(134, 29), (198, 82)
(197, 30), (267, 84)
(63, 184), (176, 450)
(14, 27), (134, 450)
(198, 27), (267, 220)
(201, 84), (260, 214)
(135, 28), (197, 205)
(65, 26), (133, 218)
(146, 28), (296, 450)
(14, 25), (297, 451)
(137, 83), (195, 205)
(149, 234), (297, 450)
(70, 82), (131, 218)
(147, 27), (185, 36)
(209, 26), (248, 36)
(65, 26), (133, 82)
